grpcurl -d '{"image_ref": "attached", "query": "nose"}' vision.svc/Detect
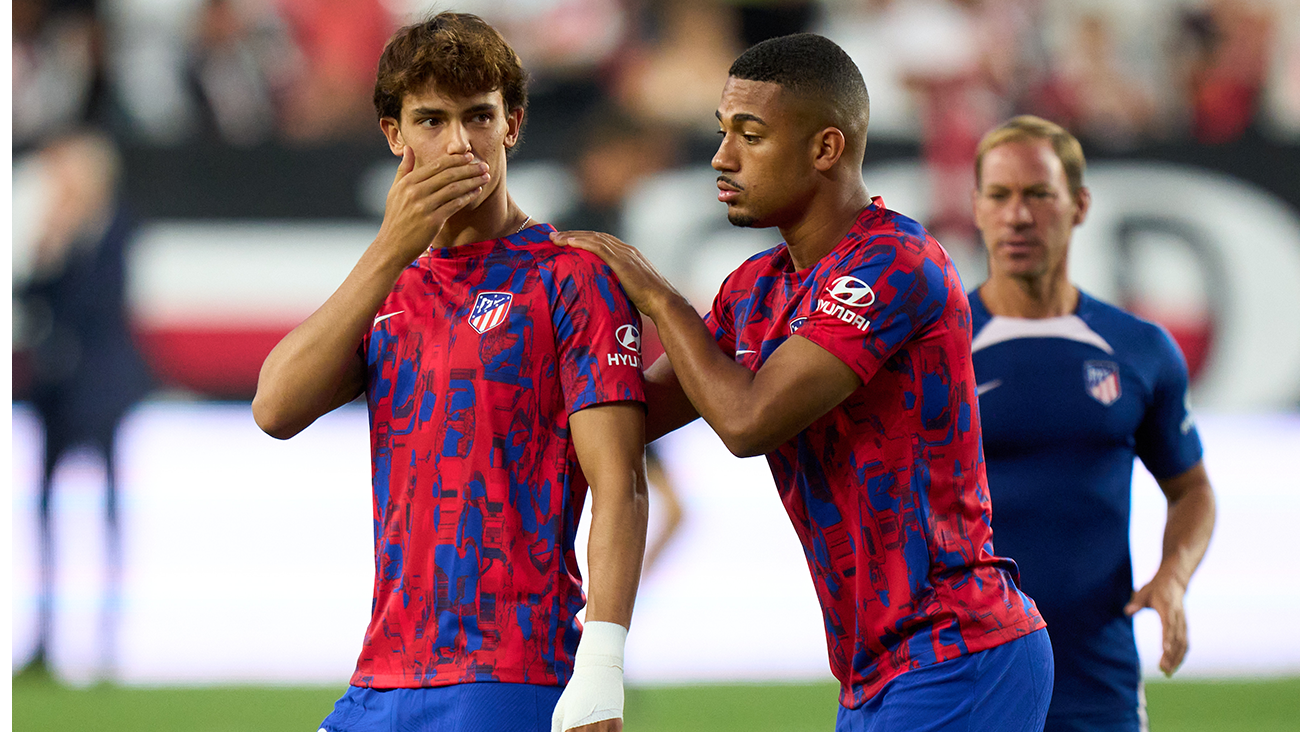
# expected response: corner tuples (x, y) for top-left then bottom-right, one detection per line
(1006, 195), (1033, 227)
(712, 134), (737, 172)
(446, 121), (471, 155)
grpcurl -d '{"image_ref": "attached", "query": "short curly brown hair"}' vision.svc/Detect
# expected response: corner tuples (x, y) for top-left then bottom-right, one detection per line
(373, 12), (529, 124)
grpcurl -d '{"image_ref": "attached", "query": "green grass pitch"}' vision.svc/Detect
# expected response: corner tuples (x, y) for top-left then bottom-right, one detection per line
(12, 675), (1300, 731)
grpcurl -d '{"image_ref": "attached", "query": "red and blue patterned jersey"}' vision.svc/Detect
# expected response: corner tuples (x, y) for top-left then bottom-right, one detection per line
(354, 224), (645, 689)
(706, 199), (1045, 707)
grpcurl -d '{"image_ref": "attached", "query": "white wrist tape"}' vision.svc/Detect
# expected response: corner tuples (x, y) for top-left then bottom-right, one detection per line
(551, 621), (628, 732)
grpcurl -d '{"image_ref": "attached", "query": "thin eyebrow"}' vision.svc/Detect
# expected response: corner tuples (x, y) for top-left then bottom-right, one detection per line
(716, 110), (768, 127)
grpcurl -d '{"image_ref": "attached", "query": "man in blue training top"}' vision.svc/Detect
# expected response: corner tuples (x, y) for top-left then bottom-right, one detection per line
(969, 114), (1217, 732)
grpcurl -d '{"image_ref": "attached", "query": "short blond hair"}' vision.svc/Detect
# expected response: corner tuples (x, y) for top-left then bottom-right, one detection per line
(975, 115), (1086, 196)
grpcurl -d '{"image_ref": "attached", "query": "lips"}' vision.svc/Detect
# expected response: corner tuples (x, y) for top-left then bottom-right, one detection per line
(999, 238), (1039, 254)
(717, 178), (741, 203)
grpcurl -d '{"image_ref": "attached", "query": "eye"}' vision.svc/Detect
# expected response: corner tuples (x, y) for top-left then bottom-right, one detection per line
(742, 134), (760, 144)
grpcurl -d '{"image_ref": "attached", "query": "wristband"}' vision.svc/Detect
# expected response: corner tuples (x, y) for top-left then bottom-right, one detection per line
(551, 621), (628, 732)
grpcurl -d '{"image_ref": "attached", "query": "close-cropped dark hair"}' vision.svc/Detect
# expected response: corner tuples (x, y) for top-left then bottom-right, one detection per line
(373, 12), (529, 123)
(728, 33), (869, 148)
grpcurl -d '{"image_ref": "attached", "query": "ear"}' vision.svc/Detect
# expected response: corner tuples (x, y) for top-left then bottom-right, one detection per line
(380, 117), (405, 157)
(503, 107), (525, 150)
(811, 127), (846, 173)
(1072, 185), (1091, 226)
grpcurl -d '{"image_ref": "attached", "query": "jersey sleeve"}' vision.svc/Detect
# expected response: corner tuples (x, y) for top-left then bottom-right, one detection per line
(552, 252), (646, 413)
(796, 240), (953, 385)
(1134, 324), (1204, 480)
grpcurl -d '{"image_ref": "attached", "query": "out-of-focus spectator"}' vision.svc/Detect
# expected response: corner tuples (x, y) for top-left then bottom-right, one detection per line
(13, 0), (112, 151)
(184, 0), (299, 146)
(1175, 0), (1276, 144)
(454, 0), (639, 160)
(276, 0), (394, 142)
(1262, 0), (1300, 139)
(883, 0), (1009, 255)
(614, 0), (743, 148)
(1038, 12), (1158, 149)
(557, 105), (679, 237)
(13, 131), (153, 680)
(725, 0), (822, 47)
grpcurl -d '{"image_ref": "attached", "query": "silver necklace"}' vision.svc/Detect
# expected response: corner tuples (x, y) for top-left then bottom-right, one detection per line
(514, 216), (533, 234)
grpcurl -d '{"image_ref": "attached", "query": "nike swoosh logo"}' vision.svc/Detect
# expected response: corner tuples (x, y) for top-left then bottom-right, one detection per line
(976, 379), (1002, 396)
(373, 310), (404, 327)
(736, 349), (757, 355)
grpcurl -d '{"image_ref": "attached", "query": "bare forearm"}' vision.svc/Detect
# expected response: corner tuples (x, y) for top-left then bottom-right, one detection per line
(1158, 478), (1216, 588)
(648, 295), (768, 454)
(253, 242), (407, 438)
(571, 403), (650, 628)
(584, 479), (649, 627)
(648, 295), (859, 456)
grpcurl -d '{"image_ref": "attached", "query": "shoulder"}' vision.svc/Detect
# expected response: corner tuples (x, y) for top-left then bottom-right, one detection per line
(1078, 291), (1187, 370)
(716, 244), (788, 292)
(523, 235), (613, 276)
(868, 204), (931, 243)
(832, 204), (949, 278)
(518, 236), (630, 301)
(827, 205), (958, 308)
(735, 244), (788, 276)
(1079, 292), (1176, 349)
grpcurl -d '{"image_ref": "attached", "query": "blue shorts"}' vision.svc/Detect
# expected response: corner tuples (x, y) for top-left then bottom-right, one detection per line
(1044, 715), (1142, 732)
(318, 682), (564, 732)
(836, 628), (1054, 732)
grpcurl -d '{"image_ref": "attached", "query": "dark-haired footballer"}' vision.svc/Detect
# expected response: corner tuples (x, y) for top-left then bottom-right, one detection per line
(556, 34), (1052, 731)
(254, 13), (647, 732)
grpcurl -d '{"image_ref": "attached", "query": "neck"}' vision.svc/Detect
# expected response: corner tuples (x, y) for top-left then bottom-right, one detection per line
(979, 271), (1079, 318)
(430, 179), (527, 250)
(779, 181), (872, 271)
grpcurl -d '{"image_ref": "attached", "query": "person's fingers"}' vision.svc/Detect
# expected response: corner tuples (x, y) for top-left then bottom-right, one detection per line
(405, 154), (485, 190)
(553, 232), (632, 262)
(553, 232), (606, 255)
(1123, 584), (1150, 616)
(1160, 604), (1188, 675)
(395, 163), (489, 223)
(393, 146), (415, 184)
(428, 182), (485, 223)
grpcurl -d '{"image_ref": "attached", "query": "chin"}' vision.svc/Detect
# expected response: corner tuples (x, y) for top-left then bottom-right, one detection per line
(727, 210), (759, 228)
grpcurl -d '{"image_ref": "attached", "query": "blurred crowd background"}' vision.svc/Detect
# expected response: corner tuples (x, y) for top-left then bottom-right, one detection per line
(11, 0), (1300, 402)
(13, 0), (1300, 153)
(11, 0), (1300, 687)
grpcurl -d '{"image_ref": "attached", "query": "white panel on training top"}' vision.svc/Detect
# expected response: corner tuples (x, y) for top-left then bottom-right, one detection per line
(971, 315), (1115, 355)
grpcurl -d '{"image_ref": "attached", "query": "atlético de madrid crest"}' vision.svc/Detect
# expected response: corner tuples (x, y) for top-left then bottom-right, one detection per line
(1083, 360), (1121, 406)
(469, 291), (513, 334)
